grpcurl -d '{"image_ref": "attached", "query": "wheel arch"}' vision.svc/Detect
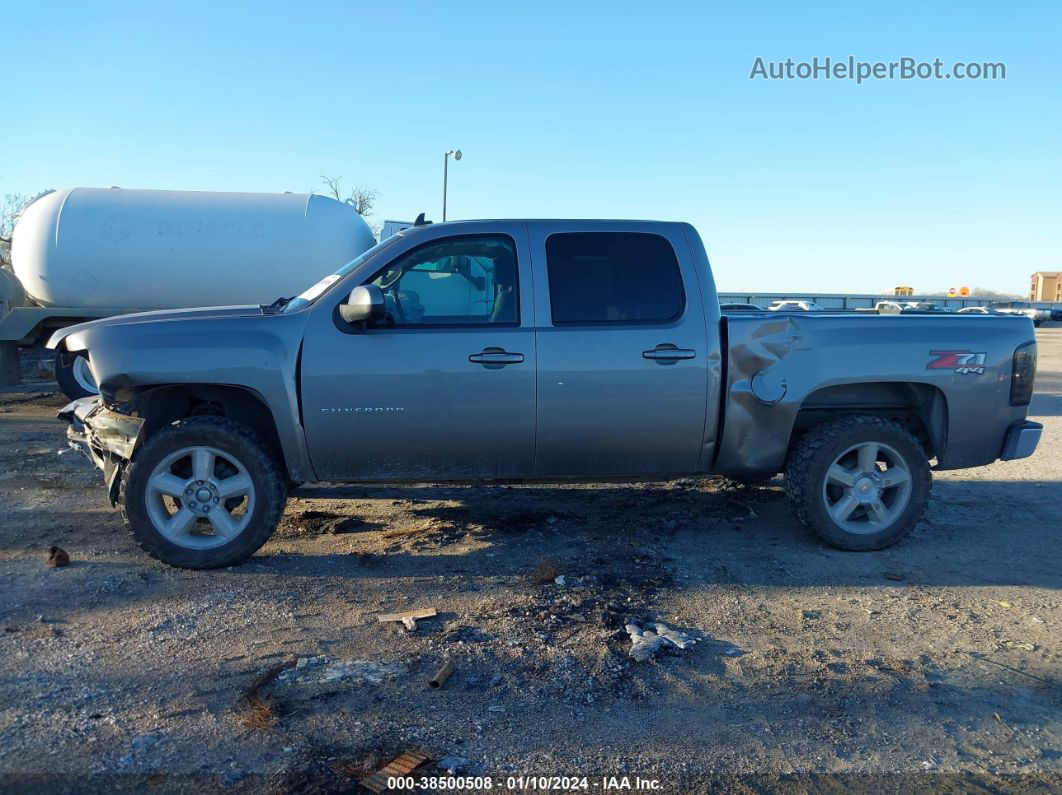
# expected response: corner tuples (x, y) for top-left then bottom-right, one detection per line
(130, 384), (287, 472)
(791, 382), (948, 461)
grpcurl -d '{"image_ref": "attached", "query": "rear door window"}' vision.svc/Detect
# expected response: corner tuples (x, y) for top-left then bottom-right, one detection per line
(545, 232), (685, 325)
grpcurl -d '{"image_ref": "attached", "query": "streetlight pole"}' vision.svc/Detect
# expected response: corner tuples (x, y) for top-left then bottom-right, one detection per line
(443, 149), (462, 221)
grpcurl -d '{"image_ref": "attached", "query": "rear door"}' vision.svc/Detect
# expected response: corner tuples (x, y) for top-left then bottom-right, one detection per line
(300, 223), (536, 480)
(529, 223), (711, 476)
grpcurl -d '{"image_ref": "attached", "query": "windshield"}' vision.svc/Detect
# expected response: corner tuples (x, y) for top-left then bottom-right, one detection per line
(282, 235), (403, 314)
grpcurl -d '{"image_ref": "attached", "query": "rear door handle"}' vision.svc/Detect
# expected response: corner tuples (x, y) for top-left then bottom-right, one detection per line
(643, 345), (696, 362)
(469, 347), (525, 366)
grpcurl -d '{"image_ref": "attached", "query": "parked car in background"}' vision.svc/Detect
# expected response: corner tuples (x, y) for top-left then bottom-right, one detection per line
(903, 302), (955, 314)
(855, 301), (905, 314)
(768, 300), (824, 312)
(720, 302), (764, 312)
(990, 301), (1047, 327)
(1052, 308), (1062, 322)
(959, 307), (999, 315)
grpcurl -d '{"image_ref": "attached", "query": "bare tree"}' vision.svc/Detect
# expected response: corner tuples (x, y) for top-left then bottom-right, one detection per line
(968, 287), (1023, 301)
(1, 193), (29, 245)
(924, 287), (1022, 301)
(2, 192), (37, 268)
(318, 176), (379, 217)
(1, 190), (53, 242)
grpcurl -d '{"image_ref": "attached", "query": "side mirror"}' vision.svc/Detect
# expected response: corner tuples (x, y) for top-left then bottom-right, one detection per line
(339, 284), (386, 325)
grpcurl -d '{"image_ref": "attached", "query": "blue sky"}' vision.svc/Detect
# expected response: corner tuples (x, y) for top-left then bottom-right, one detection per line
(2, 0), (1058, 294)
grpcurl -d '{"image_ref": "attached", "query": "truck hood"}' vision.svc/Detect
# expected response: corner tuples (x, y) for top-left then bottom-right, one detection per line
(46, 302), (309, 410)
(47, 305), (264, 351)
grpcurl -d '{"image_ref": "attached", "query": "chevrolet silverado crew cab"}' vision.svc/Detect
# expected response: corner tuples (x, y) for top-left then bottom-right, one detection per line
(49, 220), (1042, 569)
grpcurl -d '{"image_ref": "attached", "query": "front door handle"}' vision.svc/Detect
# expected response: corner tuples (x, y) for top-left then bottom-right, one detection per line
(643, 344), (696, 362)
(469, 347), (525, 366)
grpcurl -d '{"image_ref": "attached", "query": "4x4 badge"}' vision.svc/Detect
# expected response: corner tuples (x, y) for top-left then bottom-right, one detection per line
(927, 350), (986, 375)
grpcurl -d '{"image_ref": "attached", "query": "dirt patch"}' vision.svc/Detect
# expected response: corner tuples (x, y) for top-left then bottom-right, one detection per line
(235, 659), (296, 730)
(528, 557), (560, 585)
(277, 509), (367, 537)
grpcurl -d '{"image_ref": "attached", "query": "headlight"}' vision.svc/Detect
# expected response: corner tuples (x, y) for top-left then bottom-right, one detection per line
(1010, 341), (1037, 406)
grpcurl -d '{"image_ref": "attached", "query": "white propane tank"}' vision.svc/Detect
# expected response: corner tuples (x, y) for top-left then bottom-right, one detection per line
(11, 187), (376, 309)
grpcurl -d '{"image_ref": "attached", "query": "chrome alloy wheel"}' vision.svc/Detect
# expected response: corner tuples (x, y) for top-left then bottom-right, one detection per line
(144, 446), (256, 549)
(821, 441), (912, 535)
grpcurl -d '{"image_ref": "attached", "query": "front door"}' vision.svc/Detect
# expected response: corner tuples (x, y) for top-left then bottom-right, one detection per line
(529, 225), (712, 476)
(300, 225), (536, 480)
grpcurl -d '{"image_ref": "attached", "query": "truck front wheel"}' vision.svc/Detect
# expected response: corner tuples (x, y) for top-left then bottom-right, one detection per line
(120, 417), (288, 568)
(784, 415), (931, 550)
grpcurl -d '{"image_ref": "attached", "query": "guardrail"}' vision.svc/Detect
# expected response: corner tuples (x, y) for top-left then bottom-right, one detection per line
(718, 292), (1062, 311)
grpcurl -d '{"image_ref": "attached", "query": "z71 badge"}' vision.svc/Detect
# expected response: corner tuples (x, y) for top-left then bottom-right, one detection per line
(927, 350), (987, 375)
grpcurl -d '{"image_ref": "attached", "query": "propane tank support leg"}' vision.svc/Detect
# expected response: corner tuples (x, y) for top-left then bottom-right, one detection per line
(0, 342), (19, 387)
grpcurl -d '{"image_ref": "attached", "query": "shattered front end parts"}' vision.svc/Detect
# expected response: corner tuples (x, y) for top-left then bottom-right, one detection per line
(58, 396), (144, 504)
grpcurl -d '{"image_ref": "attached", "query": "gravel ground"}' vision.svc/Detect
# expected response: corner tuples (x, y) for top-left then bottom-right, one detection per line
(0, 330), (1059, 794)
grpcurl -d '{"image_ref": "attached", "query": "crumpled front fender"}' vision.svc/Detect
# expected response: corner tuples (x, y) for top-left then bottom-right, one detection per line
(47, 308), (316, 482)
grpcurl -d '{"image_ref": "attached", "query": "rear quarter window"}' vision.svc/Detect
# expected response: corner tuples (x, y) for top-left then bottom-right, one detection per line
(545, 232), (685, 325)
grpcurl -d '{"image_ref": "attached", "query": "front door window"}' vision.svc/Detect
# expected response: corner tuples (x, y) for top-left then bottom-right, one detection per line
(368, 235), (519, 326)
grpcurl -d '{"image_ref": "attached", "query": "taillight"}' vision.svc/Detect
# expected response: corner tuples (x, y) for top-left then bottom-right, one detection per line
(1010, 342), (1037, 406)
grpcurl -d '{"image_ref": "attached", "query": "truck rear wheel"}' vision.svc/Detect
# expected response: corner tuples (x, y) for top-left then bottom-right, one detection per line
(54, 351), (98, 400)
(120, 417), (287, 569)
(784, 415), (931, 550)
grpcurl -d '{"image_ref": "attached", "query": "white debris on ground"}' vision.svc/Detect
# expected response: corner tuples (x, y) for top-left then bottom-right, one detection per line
(625, 621), (697, 662)
(277, 656), (407, 685)
(437, 756), (476, 774)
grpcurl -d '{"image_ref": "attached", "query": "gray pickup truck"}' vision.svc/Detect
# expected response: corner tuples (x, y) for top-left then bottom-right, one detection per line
(49, 220), (1042, 569)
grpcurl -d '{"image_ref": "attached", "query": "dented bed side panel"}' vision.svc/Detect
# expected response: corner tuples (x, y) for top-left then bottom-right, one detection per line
(716, 313), (1036, 473)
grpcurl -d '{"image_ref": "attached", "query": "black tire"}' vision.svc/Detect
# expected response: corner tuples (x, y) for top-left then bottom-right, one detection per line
(54, 351), (97, 400)
(120, 417), (287, 569)
(784, 415), (931, 551)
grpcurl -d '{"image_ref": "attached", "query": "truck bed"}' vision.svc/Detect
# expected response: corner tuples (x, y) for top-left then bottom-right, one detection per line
(717, 312), (1035, 472)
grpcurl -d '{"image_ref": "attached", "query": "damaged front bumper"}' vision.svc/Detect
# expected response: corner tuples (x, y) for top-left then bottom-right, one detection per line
(59, 396), (145, 505)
